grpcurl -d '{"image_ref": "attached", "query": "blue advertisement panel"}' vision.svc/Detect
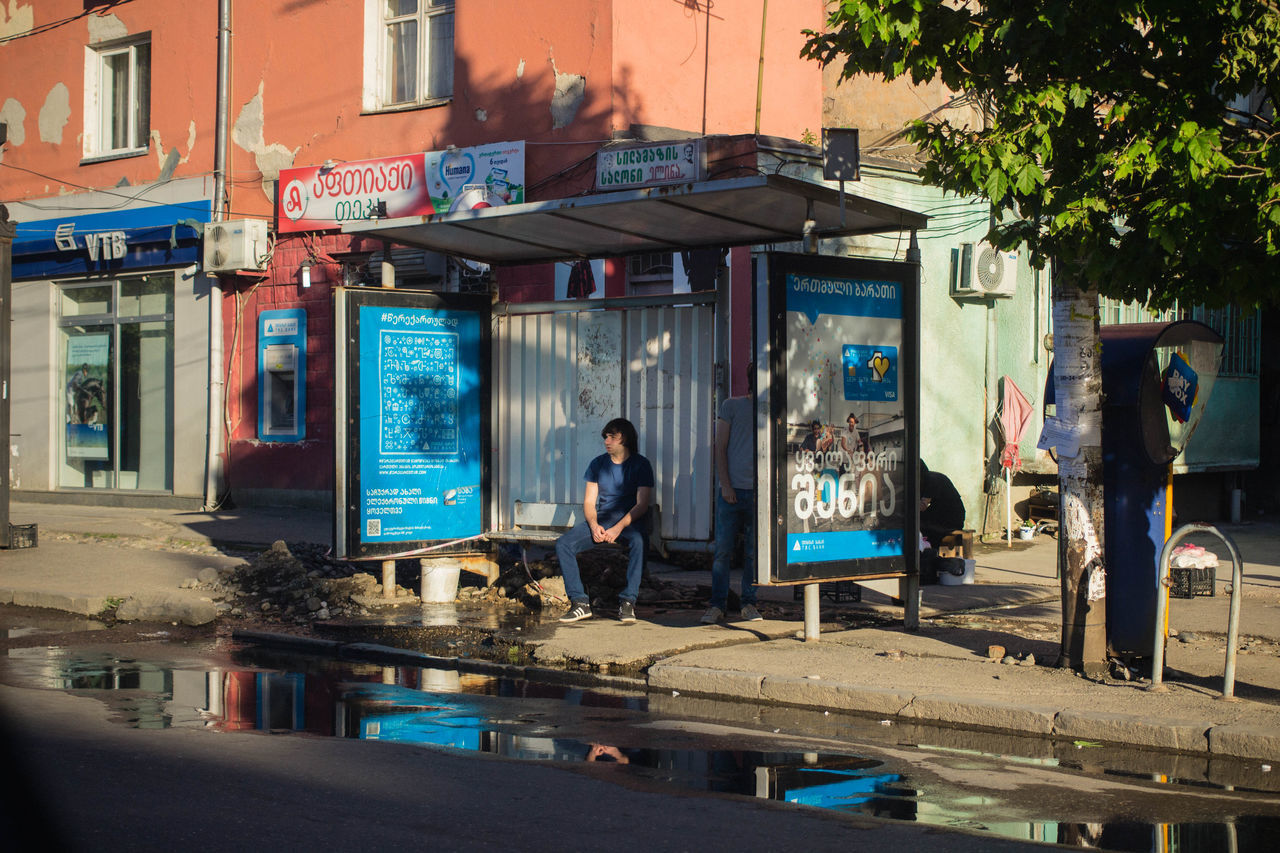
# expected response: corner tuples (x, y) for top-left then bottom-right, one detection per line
(341, 291), (489, 558)
(766, 254), (918, 582)
(64, 334), (111, 460)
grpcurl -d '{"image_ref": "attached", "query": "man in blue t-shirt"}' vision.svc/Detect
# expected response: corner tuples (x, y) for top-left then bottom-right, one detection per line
(556, 417), (654, 624)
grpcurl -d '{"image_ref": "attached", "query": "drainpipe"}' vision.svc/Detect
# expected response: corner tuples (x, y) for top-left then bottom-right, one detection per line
(754, 0), (768, 136)
(204, 0), (231, 510)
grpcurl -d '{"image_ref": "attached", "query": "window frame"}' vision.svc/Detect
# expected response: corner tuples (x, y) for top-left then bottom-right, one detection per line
(83, 35), (151, 161)
(363, 0), (455, 113)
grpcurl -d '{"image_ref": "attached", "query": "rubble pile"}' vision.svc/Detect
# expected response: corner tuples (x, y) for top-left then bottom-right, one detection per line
(196, 540), (715, 625)
(211, 540), (418, 623)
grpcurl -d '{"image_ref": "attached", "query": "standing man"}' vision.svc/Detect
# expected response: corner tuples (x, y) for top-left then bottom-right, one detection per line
(702, 367), (763, 624)
(556, 417), (654, 623)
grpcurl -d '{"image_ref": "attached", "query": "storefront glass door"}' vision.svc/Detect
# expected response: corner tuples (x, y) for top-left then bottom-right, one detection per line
(58, 274), (174, 491)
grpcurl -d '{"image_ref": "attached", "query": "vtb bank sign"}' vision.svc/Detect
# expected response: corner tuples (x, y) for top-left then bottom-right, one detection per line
(54, 223), (129, 261)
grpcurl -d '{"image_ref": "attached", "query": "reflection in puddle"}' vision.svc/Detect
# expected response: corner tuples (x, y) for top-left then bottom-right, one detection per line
(6, 645), (1279, 851)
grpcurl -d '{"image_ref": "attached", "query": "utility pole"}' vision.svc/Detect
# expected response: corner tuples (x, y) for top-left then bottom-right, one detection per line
(0, 204), (15, 547)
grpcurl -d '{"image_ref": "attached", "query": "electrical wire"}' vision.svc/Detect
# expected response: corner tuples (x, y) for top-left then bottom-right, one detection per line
(0, 0), (140, 45)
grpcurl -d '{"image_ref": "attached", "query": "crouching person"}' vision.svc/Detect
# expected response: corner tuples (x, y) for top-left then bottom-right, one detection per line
(556, 417), (654, 624)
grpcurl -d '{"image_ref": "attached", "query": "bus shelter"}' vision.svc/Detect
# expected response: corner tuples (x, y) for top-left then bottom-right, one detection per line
(337, 172), (928, 631)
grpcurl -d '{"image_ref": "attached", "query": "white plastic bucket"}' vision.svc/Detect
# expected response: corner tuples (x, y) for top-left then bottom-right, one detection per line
(939, 558), (976, 585)
(421, 560), (461, 603)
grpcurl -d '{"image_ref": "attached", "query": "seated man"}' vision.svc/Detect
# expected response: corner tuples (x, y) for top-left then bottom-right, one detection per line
(556, 417), (655, 624)
(920, 461), (965, 548)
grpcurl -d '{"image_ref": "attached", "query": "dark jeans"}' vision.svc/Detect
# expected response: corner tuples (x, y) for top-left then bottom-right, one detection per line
(710, 488), (756, 610)
(555, 521), (646, 605)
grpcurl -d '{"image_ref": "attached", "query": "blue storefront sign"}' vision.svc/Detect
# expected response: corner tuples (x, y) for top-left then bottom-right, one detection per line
(11, 201), (212, 279)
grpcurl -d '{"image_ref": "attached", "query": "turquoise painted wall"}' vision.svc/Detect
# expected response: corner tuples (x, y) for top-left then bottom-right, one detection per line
(1176, 376), (1260, 472)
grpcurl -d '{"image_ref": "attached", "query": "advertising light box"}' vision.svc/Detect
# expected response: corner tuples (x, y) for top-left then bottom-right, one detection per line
(759, 253), (919, 583)
(336, 288), (490, 559)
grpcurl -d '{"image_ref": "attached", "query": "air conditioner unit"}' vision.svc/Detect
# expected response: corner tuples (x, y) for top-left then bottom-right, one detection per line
(950, 241), (1017, 299)
(203, 219), (270, 272)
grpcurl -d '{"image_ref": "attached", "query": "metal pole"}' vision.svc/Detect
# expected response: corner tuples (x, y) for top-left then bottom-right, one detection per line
(803, 583), (820, 641)
(380, 244), (396, 598)
(0, 205), (14, 547)
(203, 0), (232, 509)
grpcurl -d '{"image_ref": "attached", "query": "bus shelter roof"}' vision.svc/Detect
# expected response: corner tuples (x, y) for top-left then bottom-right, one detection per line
(343, 173), (928, 266)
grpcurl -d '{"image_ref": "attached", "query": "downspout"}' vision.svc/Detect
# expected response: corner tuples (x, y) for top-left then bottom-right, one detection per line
(204, 0), (231, 509)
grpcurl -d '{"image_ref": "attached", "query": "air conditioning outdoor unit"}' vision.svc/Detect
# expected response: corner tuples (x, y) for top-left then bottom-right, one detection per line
(203, 219), (270, 272)
(950, 241), (1017, 299)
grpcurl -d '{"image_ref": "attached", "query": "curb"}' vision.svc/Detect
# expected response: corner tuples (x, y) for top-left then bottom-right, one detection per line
(648, 663), (1280, 762)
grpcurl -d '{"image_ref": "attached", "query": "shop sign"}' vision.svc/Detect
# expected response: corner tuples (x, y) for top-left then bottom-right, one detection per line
(278, 153), (433, 233)
(54, 223), (129, 260)
(11, 201), (212, 280)
(595, 140), (704, 191)
(279, 142), (526, 233)
(424, 140), (525, 213)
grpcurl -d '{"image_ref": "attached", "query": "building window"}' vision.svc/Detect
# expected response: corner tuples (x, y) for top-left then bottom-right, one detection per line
(84, 37), (150, 158)
(364, 0), (454, 111)
(627, 252), (674, 297)
(1099, 297), (1260, 377)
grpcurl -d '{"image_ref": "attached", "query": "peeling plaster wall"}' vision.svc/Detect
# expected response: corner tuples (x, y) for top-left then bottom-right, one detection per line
(0, 1), (33, 39)
(38, 82), (69, 143)
(2, 1), (622, 217)
(550, 60), (586, 130)
(86, 12), (128, 44)
(232, 83), (298, 196)
(0, 98), (25, 148)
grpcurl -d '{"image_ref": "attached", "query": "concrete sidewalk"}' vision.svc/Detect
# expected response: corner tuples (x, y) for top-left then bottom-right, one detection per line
(3, 500), (1280, 762)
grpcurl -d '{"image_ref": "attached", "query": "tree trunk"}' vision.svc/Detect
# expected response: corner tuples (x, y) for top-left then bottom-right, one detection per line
(1050, 269), (1108, 677)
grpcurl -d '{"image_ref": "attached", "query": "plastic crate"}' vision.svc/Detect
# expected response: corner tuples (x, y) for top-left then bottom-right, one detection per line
(1170, 566), (1214, 598)
(792, 581), (862, 603)
(7, 523), (37, 549)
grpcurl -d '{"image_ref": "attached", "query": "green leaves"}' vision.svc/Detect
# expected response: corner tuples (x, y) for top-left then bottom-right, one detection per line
(802, 0), (1280, 307)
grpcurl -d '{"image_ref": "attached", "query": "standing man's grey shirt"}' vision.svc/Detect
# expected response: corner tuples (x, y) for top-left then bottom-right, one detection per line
(718, 395), (755, 491)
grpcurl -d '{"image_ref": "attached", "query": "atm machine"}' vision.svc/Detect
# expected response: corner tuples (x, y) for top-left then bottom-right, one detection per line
(258, 308), (307, 442)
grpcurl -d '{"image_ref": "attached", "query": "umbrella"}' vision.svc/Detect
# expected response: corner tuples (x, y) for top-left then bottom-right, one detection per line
(996, 376), (1034, 546)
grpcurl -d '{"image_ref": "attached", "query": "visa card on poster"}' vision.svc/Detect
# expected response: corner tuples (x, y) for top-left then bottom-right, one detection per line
(842, 345), (898, 402)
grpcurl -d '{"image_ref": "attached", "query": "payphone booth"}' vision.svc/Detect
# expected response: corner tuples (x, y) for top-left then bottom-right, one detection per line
(1100, 321), (1222, 656)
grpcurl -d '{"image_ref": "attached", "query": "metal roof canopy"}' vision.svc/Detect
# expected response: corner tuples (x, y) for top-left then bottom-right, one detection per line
(343, 173), (928, 266)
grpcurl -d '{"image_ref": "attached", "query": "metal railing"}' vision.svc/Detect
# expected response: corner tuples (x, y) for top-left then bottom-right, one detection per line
(1148, 523), (1245, 700)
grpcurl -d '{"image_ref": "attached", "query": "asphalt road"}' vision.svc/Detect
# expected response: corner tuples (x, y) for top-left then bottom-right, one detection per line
(1, 678), (1043, 853)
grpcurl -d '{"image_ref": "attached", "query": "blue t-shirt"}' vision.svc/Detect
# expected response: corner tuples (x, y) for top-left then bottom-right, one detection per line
(585, 452), (655, 528)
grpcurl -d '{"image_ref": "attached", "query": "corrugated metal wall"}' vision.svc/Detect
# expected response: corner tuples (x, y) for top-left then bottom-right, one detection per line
(493, 302), (716, 542)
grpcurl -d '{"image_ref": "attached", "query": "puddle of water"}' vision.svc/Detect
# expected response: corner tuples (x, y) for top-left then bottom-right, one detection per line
(6, 643), (1280, 851)
(2, 611), (108, 639)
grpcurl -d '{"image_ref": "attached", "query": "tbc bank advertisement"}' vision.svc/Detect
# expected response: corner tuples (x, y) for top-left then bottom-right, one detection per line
(782, 264), (907, 574)
(357, 305), (484, 546)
